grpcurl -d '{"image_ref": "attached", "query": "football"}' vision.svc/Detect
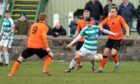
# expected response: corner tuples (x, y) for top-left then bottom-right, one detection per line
(94, 53), (103, 62)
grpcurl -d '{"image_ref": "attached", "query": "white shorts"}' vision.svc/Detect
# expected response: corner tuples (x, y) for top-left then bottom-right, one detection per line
(0, 39), (13, 48)
(78, 47), (97, 60)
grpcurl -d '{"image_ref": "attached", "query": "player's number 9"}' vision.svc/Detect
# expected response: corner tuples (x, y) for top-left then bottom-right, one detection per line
(32, 26), (38, 34)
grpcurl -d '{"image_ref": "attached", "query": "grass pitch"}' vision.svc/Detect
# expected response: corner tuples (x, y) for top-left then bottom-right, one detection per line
(0, 61), (140, 84)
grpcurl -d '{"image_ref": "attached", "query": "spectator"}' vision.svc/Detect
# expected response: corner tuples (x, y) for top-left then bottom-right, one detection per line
(84, 0), (103, 21)
(103, 0), (113, 19)
(119, 0), (136, 34)
(46, 25), (52, 35)
(51, 22), (67, 37)
(69, 18), (77, 37)
(137, 2), (140, 35)
(15, 13), (31, 35)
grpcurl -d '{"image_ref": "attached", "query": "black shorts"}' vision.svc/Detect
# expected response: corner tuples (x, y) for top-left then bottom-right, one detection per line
(21, 48), (48, 59)
(76, 41), (84, 50)
(105, 39), (122, 50)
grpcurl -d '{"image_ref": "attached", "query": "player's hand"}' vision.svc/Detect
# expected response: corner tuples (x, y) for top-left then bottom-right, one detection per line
(100, 27), (103, 32)
(46, 48), (51, 52)
(126, 33), (130, 37)
(66, 44), (72, 48)
(114, 33), (120, 37)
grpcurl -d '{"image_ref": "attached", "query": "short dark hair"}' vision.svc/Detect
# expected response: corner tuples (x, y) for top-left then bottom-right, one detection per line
(86, 17), (91, 22)
(112, 4), (117, 7)
(111, 6), (119, 13)
(5, 10), (10, 13)
(83, 10), (90, 14)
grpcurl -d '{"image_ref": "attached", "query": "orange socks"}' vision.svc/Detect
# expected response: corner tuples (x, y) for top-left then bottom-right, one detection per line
(43, 55), (52, 72)
(112, 54), (119, 64)
(100, 54), (119, 69)
(76, 57), (81, 65)
(9, 60), (21, 76)
(100, 56), (108, 69)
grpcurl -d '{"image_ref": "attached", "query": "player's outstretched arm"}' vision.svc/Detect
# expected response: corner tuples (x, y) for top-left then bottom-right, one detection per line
(102, 29), (119, 36)
(99, 24), (118, 36)
(66, 34), (81, 48)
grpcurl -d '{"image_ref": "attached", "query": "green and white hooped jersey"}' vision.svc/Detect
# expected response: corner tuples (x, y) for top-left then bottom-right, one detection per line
(79, 26), (99, 52)
(71, 25), (115, 53)
(1, 18), (15, 39)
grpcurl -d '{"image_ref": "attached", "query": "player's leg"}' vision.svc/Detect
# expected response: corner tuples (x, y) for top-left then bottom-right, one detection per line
(75, 42), (84, 69)
(42, 52), (53, 76)
(65, 53), (81, 73)
(95, 39), (113, 73)
(3, 39), (13, 66)
(3, 47), (9, 66)
(91, 59), (96, 71)
(111, 48), (119, 72)
(8, 55), (24, 77)
(75, 51), (82, 70)
(88, 51), (98, 71)
(36, 49), (53, 76)
(111, 40), (122, 72)
(95, 48), (110, 73)
(8, 48), (34, 77)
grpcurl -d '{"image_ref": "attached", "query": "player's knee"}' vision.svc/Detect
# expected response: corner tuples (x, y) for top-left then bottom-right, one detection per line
(48, 52), (54, 58)
(111, 51), (117, 56)
(111, 49), (118, 55)
(2, 48), (8, 52)
(103, 55), (108, 58)
(16, 60), (22, 63)
(17, 55), (24, 62)
(103, 52), (109, 56)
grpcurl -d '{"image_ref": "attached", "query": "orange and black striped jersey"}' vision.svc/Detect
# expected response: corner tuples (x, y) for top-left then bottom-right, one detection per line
(100, 15), (129, 40)
(76, 19), (95, 42)
(27, 22), (49, 49)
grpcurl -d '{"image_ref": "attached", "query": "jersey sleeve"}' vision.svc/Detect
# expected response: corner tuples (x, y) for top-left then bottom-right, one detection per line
(120, 16), (130, 35)
(9, 18), (15, 28)
(42, 26), (49, 48)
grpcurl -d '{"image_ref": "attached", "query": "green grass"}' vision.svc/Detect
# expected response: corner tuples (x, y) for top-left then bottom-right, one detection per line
(0, 61), (140, 84)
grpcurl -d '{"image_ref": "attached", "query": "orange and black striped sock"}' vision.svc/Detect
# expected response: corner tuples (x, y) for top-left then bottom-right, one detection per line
(9, 60), (21, 75)
(76, 57), (81, 65)
(43, 55), (52, 72)
(100, 56), (108, 69)
(112, 54), (119, 64)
